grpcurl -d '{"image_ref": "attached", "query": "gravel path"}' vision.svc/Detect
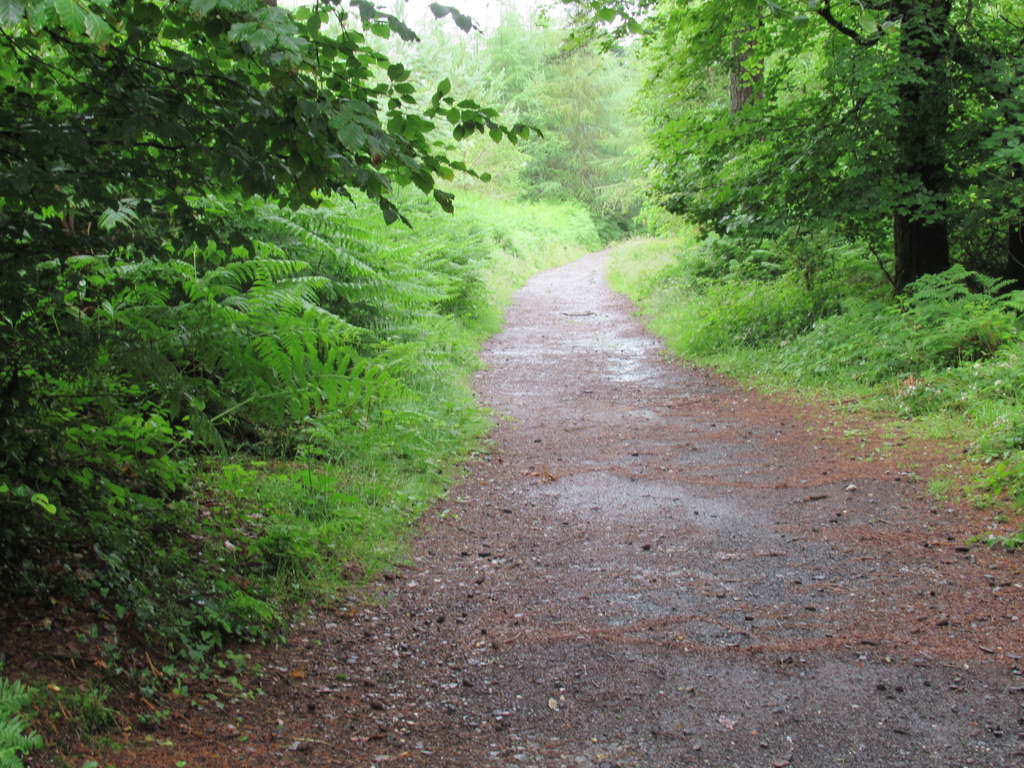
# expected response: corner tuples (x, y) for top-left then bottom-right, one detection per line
(87, 251), (1024, 768)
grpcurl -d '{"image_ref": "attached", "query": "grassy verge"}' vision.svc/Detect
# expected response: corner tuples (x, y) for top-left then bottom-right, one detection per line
(607, 234), (1024, 547)
(1, 194), (598, 758)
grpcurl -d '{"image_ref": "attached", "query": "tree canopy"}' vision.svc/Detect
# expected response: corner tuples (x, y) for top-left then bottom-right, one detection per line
(0, 0), (531, 236)
(625, 0), (1024, 291)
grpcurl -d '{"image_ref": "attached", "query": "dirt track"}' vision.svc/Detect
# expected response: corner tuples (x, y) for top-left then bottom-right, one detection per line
(87, 251), (1024, 767)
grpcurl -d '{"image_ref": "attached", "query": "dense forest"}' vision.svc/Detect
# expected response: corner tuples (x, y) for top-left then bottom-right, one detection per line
(2, 0), (1024, 761)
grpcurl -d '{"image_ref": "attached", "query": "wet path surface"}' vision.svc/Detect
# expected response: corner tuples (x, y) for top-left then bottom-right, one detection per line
(97, 252), (1024, 767)
(318, 251), (1024, 768)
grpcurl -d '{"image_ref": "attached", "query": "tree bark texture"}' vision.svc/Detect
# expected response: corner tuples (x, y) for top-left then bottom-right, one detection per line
(892, 0), (953, 292)
(729, 28), (761, 115)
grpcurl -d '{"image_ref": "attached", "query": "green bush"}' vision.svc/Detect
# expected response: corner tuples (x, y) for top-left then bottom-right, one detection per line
(1, 188), (602, 694)
(777, 266), (1023, 389)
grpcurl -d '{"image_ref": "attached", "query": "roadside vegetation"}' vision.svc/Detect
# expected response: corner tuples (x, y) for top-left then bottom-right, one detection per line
(609, 233), (1024, 547)
(599, 0), (1024, 547)
(5, 0), (1024, 762)
(0, 1), (612, 760)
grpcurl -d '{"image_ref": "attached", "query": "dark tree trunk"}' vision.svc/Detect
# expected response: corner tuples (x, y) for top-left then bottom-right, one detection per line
(1004, 219), (1024, 289)
(894, 213), (950, 291)
(1001, 165), (1024, 289)
(891, 0), (953, 292)
(729, 28), (762, 115)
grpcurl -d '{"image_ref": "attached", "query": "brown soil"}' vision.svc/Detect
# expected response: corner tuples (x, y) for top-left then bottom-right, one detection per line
(27, 252), (1024, 766)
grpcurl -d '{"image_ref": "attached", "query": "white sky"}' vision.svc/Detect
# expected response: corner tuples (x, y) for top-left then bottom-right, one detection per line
(394, 0), (545, 32)
(279, 0), (550, 33)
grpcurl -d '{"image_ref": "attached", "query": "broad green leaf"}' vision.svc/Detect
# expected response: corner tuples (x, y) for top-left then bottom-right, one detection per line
(83, 10), (113, 41)
(54, 0), (87, 34)
(187, 0), (220, 15)
(451, 11), (473, 32)
(432, 189), (454, 213)
(380, 200), (399, 224)
(859, 11), (878, 35)
(0, 0), (25, 26)
(31, 492), (57, 515)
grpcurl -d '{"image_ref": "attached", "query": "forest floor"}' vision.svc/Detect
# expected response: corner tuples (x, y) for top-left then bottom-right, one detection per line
(54, 252), (1024, 766)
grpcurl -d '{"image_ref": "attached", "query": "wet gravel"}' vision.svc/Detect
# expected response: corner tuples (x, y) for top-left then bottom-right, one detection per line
(81, 251), (1024, 768)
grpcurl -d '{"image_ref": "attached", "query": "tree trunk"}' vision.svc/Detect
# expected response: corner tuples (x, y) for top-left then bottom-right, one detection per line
(893, 213), (950, 291)
(891, 0), (953, 292)
(1001, 164), (1024, 289)
(1004, 219), (1024, 289)
(729, 27), (761, 115)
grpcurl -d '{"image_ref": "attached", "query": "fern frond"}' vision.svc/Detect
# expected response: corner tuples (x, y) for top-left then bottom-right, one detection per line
(0, 678), (42, 768)
(97, 197), (141, 232)
(999, 290), (1024, 314)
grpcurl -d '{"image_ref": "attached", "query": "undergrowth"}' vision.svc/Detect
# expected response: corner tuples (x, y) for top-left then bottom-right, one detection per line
(0, 675), (42, 768)
(608, 234), (1024, 547)
(0, 190), (597, 755)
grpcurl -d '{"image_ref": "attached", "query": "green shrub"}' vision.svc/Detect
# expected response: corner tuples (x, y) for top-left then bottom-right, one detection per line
(1, 186), (601, 695)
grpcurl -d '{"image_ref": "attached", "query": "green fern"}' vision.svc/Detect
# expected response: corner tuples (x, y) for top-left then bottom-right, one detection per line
(904, 266), (1022, 365)
(0, 677), (42, 768)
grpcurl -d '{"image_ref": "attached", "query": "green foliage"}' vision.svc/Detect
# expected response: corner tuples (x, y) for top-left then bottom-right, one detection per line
(0, 0), (527, 236)
(0, 676), (42, 768)
(978, 526), (1024, 551)
(38, 683), (118, 740)
(0, 0), (608, 726)
(633, 0), (1024, 289)
(777, 266), (1022, 389)
(1, 184), (599, 699)
(609, 229), (847, 360)
(605, 235), (684, 300)
(384, 6), (644, 239)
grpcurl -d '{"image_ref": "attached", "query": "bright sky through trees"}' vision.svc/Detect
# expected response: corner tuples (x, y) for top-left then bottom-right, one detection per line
(397, 0), (544, 31)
